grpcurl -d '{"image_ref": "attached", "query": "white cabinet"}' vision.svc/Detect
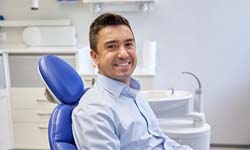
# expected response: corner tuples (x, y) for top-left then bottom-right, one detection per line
(0, 49), (79, 149)
(8, 54), (76, 87)
(8, 53), (76, 149)
(0, 56), (5, 89)
(0, 54), (12, 149)
(11, 88), (56, 149)
(0, 90), (12, 150)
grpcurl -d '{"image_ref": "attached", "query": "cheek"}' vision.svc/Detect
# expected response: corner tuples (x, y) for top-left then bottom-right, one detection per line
(98, 53), (113, 66)
(130, 51), (137, 60)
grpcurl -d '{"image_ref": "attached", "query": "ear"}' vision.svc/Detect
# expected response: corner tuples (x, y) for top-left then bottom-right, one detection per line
(90, 49), (99, 65)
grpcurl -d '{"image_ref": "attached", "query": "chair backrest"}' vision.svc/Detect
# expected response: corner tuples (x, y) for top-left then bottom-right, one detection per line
(38, 55), (86, 150)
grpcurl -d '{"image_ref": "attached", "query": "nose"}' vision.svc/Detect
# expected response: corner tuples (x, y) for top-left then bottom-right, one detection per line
(117, 47), (129, 58)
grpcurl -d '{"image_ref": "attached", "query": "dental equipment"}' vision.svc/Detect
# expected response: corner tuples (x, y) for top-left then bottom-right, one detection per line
(182, 71), (205, 127)
(182, 72), (202, 113)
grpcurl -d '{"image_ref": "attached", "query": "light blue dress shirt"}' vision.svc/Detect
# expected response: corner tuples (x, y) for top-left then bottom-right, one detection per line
(72, 74), (193, 150)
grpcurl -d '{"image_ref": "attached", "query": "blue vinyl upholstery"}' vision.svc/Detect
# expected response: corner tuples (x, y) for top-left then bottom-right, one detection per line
(38, 55), (86, 150)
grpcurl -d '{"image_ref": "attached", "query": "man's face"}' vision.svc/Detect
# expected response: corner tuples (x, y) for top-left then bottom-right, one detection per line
(90, 25), (137, 84)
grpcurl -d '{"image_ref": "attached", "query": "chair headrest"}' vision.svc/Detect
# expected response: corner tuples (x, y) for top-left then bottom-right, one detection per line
(38, 55), (85, 105)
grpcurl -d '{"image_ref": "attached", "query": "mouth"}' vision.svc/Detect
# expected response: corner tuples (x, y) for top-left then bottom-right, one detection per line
(114, 61), (132, 67)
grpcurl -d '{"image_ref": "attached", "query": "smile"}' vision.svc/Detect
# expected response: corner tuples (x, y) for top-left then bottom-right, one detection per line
(114, 62), (131, 66)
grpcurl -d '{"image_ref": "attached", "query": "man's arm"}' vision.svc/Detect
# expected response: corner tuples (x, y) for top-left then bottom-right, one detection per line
(72, 103), (120, 150)
(163, 135), (194, 150)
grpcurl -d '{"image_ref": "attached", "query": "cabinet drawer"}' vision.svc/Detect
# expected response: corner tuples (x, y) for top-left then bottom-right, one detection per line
(13, 109), (52, 123)
(13, 123), (49, 149)
(11, 88), (56, 109)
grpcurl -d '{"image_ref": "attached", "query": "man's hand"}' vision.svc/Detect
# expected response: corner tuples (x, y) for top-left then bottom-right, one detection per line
(44, 88), (58, 104)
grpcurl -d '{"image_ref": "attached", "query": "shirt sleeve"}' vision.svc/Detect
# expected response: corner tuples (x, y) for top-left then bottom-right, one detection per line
(72, 103), (120, 150)
(163, 135), (194, 150)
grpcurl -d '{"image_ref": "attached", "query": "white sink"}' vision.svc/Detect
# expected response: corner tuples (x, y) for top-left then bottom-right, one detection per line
(142, 90), (193, 118)
(142, 90), (193, 102)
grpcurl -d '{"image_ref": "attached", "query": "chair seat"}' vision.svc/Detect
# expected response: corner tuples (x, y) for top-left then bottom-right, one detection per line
(49, 105), (76, 150)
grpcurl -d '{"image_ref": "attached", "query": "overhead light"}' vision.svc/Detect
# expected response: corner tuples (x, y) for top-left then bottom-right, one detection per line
(83, 0), (155, 13)
(139, 2), (149, 12)
(92, 3), (102, 13)
(31, 0), (39, 10)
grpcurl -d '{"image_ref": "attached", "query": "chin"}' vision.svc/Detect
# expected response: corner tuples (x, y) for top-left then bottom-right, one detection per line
(113, 73), (131, 81)
(118, 71), (133, 77)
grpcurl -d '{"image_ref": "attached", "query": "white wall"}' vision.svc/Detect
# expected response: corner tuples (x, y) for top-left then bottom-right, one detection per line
(1, 0), (250, 145)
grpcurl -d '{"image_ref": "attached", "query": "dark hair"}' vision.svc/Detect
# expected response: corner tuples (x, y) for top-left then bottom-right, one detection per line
(89, 13), (134, 53)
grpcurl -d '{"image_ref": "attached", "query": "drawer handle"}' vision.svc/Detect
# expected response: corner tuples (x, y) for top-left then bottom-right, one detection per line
(38, 126), (48, 130)
(37, 112), (51, 116)
(36, 99), (48, 102)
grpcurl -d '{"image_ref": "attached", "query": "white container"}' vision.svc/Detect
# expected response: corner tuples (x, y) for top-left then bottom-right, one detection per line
(22, 26), (77, 46)
(78, 46), (93, 75)
(160, 119), (211, 150)
(141, 41), (157, 69)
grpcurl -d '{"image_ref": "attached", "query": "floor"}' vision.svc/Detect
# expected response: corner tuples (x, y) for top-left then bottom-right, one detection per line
(211, 147), (250, 150)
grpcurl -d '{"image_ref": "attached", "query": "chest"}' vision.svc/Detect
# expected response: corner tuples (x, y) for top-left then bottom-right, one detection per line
(113, 95), (160, 136)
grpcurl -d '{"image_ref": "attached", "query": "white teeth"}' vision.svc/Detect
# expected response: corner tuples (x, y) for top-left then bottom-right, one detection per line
(117, 62), (129, 66)
(114, 61), (131, 66)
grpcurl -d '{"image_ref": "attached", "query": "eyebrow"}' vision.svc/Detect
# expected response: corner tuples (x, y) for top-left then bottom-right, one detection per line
(125, 38), (135, 43)
(104, 40), (117, 45)
(104, 38), (135, 46)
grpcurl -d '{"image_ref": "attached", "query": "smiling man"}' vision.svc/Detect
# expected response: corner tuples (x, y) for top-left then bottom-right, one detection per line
(72, 13), (193, 150)
(90, 23), (136, 84)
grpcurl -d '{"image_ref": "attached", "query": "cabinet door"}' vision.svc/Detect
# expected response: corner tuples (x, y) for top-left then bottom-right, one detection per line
(11, 87), (56, 109)
(8, 54), (76, 87)
(0, 90), (12, 149)
(13, 123), (49, 149)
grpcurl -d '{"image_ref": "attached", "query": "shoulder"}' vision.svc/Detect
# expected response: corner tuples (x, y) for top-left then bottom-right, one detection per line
(78, 86), (112, 106)
(73, 86), (117, 119)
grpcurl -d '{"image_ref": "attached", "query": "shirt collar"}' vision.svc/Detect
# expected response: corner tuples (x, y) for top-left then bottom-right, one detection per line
(96, 74), (141, 98)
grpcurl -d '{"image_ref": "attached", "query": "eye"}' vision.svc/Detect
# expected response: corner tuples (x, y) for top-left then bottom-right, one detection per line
(125, 42), (134, 49)
(106, 44), (117, 51)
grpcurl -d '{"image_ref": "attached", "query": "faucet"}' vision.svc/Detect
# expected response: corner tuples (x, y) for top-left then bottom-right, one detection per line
(168, 88), (175, 95)
(182, 72), (201, 89)
(182, 72), (205, 127)
(182, 71), (202, 112)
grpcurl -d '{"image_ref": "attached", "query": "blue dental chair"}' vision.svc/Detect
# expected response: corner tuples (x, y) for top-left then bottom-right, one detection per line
(38, 55), (87, 150)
